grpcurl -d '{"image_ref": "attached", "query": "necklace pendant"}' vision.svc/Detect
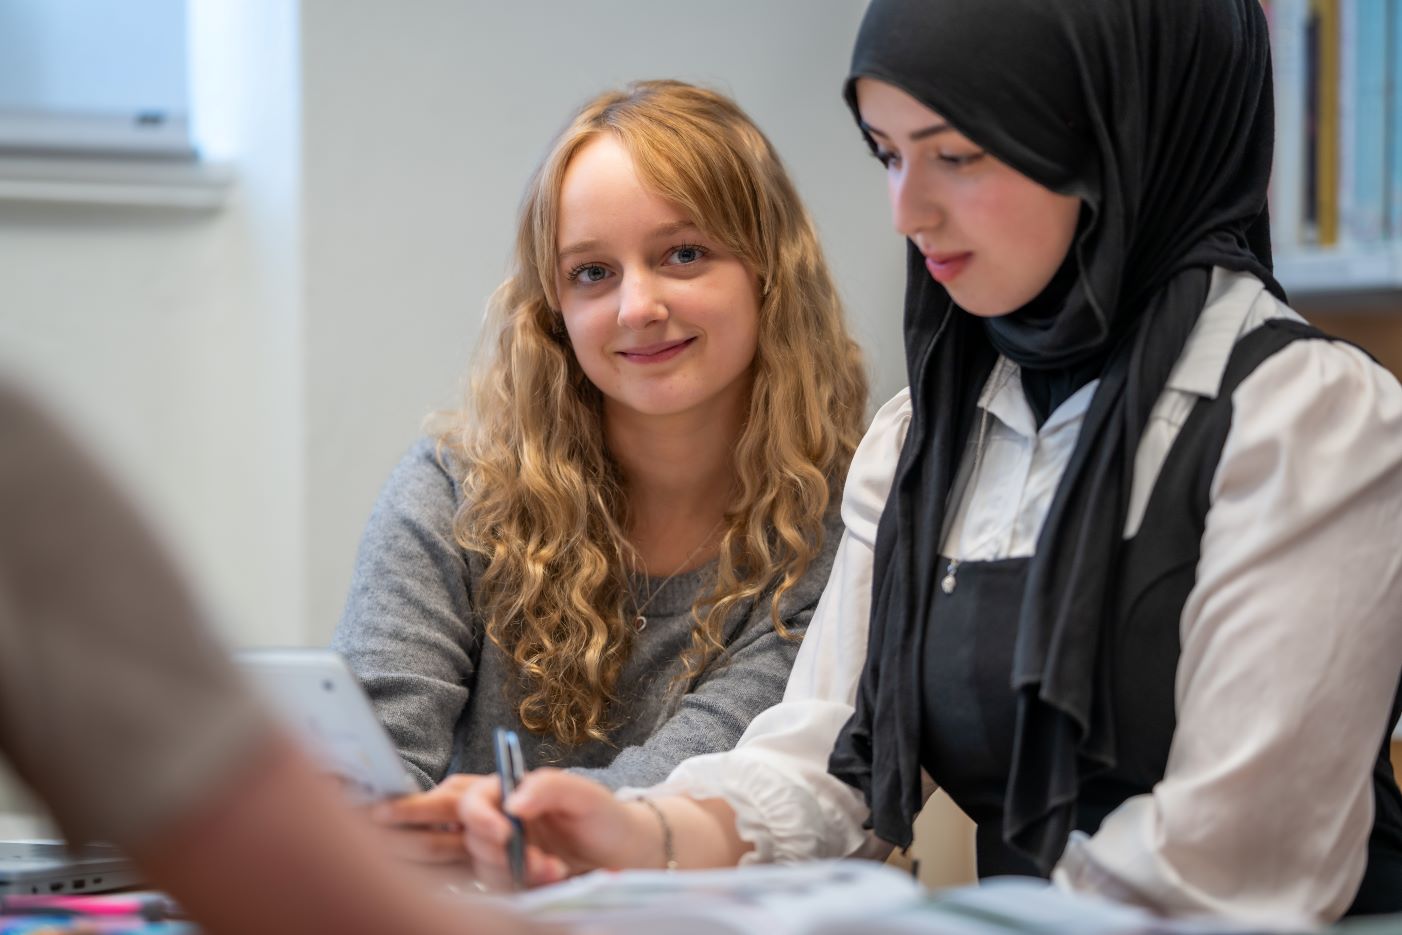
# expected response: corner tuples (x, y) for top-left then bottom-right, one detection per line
(940, 562), (959, 595)
(634, 615), (648, 632)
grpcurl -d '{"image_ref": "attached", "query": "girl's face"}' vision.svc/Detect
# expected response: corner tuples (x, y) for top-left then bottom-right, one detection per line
(855, 77), (1082, 317)
(554, 135), (761, 425)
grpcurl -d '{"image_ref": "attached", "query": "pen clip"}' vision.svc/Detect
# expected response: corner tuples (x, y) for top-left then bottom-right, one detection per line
(493, 727), (526, 797)
(505, 733), (525, 787)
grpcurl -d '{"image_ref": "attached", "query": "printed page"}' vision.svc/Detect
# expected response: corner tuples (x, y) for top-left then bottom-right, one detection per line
(502, 859), (925, 935)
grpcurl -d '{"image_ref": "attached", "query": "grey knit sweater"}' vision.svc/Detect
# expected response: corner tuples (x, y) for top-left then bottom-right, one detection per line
(332, 439), (842, 791)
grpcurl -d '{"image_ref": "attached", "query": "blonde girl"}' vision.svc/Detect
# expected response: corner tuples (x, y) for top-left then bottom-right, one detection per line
(333, 79), (867, 862)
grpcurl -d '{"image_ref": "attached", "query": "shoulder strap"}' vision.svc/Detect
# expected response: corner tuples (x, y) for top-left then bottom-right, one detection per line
(1188, 318), (1339, 515)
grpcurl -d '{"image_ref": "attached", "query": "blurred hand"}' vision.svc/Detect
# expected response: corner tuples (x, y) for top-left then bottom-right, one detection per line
(369, 774), (482, 864)
(458, 768), (661, 890)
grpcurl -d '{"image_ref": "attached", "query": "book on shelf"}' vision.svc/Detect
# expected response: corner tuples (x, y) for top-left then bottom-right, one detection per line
(1269, 0), (1309, 249)
(1349, 0), (1389, 244)
(1313, 0), (1341, 247)
(1390, 0), (1402, 239)
(1338, 0), (1357, 246)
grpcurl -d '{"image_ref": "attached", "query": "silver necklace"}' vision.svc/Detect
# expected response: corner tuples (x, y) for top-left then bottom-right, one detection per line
(940, 365), (1015, 595)
(626, 518), (724, 631)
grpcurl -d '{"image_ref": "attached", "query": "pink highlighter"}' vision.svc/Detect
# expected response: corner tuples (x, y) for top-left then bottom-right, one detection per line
(0, 892), (178, 921)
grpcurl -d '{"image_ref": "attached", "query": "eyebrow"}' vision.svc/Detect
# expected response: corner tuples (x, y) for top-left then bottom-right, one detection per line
(557, 220), (701, 265)
(860, 120), (954, 142)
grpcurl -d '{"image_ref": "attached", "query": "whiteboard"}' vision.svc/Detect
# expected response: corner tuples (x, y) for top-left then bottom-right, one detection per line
(0, 0), (193, 157)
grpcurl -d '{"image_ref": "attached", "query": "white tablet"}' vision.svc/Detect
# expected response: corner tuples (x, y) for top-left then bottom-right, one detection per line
(236, 648), (418, 803)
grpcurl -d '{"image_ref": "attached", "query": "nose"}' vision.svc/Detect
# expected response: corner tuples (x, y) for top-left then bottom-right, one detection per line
(890, 163), (940, 245)
(617, 270), (668, 330)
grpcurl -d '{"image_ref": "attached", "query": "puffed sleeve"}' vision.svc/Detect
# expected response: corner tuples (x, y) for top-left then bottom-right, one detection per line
(623, 389), (913, 864)
(1055, 339), (1402, 925)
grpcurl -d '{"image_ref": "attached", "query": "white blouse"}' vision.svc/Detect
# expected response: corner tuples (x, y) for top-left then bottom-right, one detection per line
(625, 269), (1402, 925)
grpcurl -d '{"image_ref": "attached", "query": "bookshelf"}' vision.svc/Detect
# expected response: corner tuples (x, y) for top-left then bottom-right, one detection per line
(1265, 0), (1402, 304)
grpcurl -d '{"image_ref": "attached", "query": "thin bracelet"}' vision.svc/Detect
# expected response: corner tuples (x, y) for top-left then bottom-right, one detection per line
(638, 797), (679, 871)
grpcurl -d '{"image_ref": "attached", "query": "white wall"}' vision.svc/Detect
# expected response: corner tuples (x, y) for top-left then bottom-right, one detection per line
(0, 0), (303, 648)
(0, 0), (303, 812)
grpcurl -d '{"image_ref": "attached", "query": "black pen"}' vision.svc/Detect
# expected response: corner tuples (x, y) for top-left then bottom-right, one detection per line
(492, 726), (528, 889)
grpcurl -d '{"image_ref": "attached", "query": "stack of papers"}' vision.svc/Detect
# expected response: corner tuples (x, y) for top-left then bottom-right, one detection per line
(504, 861), (1284, 935)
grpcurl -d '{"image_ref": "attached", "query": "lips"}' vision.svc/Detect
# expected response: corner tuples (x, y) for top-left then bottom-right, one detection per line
(617, 336), (696, 364)
(923, 251), (972, 284)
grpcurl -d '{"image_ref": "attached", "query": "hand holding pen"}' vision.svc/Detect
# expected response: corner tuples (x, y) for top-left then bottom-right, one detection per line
(459, 759), (679, 888)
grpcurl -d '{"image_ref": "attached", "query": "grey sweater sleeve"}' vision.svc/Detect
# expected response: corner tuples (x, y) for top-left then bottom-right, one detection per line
(331, 440), (476, 790)
(571, 510), (843, 791)
(336, 441), (842, 793)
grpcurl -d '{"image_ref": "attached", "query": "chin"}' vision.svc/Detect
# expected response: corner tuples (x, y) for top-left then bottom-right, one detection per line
(948, 286), (1022, 319)
(951, 297), (1015, 319)
(615, 395), (701, 419)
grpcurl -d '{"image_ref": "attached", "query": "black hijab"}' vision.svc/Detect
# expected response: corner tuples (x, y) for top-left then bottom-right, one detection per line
(828, 0), (1284, 873)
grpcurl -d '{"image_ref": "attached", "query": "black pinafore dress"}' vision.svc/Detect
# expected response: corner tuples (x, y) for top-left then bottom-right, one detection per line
(917, 321), (1402, 915)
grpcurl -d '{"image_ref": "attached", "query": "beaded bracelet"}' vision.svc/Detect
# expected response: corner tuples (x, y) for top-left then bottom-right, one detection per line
(638, 797), (679, 871)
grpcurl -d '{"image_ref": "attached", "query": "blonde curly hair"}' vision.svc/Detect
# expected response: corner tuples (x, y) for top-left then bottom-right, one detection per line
(436, 80), (868, 746)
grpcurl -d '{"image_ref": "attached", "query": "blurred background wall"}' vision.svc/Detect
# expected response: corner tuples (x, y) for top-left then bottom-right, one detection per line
(0, 0), (905, 652)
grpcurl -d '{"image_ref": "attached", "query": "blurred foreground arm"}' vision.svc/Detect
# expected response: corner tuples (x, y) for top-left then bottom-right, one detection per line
(0, 384), (529, 935)
(140, 730), (525, 935)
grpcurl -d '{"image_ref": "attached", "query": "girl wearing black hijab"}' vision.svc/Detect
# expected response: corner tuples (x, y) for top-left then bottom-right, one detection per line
(457, 0), (1402, 921)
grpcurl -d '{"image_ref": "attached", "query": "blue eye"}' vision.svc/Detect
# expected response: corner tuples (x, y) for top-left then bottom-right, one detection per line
(668, 244), (708, 265)
(568, 263), (609, 284)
